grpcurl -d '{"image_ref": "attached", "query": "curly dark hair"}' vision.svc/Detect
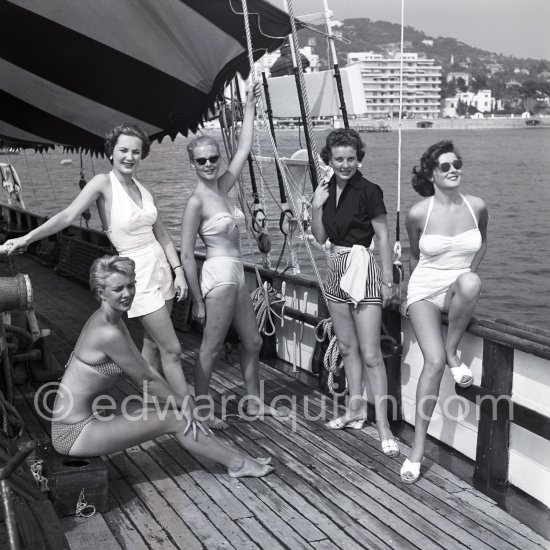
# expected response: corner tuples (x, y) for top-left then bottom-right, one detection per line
(411, 140), (461, 197)
(104, 124), (151, 162)
(320, 128), (365, 165)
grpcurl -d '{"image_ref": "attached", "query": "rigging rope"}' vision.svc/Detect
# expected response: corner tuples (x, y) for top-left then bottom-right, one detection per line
(41, 152), (60, 211)
(240, 0), (328, 307)
(22, 150), (41, 215)
(314, 319), (347, 396)
(393, 0), (406, 296)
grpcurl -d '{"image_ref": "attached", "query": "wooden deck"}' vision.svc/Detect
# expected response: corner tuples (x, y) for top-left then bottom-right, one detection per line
(2, 256), (550, 550)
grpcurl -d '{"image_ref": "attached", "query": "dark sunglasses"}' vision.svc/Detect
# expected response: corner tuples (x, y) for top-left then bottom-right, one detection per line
(194, 155), (220, 166)
(437, 159), (463, 173)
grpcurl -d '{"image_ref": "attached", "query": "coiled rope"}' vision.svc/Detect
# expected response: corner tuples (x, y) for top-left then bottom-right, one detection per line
(0, 393), (24, 439)
(250, 268), (284, 336)
(314, 319), (347, 396)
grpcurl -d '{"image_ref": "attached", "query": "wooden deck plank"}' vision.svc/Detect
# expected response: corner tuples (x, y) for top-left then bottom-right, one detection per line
(102, 506), (150, 550)
(140, 438), (261, 550)
(61, 515), (122, 550)
(234, 517), (286, 550)
(108, 450), (203, 550)
(150, 433), (319, 550)
(106, 463), (181, 550)
(183, 356), (471, 550)
(128, 440), (236, 549)
(194, 346), (540, 550)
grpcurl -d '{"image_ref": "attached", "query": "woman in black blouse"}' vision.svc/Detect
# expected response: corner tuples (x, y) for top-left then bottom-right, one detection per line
(311, 129), (398, 457)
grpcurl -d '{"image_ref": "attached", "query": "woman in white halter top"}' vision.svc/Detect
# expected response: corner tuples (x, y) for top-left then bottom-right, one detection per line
(401, 140), (489, 484)
(2, 124), (198, 426)
(180, 84), (280, 428)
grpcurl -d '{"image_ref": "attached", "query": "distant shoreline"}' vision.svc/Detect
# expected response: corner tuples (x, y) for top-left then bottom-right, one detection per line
(346, 116), (550, 131)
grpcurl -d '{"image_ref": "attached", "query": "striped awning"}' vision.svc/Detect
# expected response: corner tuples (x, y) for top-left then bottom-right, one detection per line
(0, 0), (293, 154)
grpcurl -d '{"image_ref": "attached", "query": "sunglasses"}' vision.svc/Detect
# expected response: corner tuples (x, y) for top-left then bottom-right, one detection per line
(194, 155), (220, 166)
(437, 159), (463, 173)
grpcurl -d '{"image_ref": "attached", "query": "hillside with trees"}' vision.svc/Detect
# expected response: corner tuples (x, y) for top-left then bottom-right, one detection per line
(298, 18), (550, 113)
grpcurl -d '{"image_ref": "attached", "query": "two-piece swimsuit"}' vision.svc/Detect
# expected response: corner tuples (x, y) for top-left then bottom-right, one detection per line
(51, 352), (123, 455)
(198, 206), (246, 297)
(407, 194), (482, 311)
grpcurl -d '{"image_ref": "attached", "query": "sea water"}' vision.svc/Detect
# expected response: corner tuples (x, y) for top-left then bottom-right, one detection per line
(5, 127), (549, 327)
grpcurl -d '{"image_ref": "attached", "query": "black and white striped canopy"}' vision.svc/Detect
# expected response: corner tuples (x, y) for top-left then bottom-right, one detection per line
(0, 0), (292, 153)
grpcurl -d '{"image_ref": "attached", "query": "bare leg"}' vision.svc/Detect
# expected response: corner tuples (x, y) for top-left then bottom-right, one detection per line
(69, 408), (272, 478)
(407, 300), (447, 464)
(230, 286), (272, 416)
(352, 303), (396, 449)
(444, 273), (481, 375)
(327, 301), (367, 423)
(196, 285), (238, 427)
(141, 300), (174, 372)
(139, 305), (187, 396)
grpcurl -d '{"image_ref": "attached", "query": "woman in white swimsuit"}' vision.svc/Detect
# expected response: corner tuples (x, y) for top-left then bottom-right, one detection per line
(401, 140), (488, 484)
(2, 124), (193, 409)
(180, 84), (278, 427)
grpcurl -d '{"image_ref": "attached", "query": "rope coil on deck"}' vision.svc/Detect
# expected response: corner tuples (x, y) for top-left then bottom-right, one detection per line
(314, 319), (347, 396)
(250, 268), (285, 337)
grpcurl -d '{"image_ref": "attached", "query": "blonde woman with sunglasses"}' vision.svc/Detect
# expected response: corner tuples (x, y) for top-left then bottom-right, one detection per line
(180, 84), (280, 428)
(401, 140), (488, 484)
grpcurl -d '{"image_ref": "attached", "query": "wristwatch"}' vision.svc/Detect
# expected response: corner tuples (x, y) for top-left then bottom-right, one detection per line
(381, 281), (396, 289)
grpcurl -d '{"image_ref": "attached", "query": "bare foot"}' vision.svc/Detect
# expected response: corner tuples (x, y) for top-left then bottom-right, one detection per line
(228, 457), (274, 478)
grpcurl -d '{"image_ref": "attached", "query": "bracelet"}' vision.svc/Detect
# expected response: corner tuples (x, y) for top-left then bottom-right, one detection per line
(172, 265), (183, 271)
(381, 281), (395, 289)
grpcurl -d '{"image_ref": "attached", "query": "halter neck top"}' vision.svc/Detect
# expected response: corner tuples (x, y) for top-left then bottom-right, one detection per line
(418, 194), (482, 270)
(105, 171), (158, 255)
(407, 194), (482, 308)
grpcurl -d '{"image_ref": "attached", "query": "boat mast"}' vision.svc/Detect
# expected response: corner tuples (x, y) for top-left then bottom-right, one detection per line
(322, 0), (349, 128)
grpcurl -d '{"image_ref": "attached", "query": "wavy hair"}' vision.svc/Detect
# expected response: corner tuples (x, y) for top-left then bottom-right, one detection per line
(320, 128), (365, 164)
(89, 255), (135, 301)
(104, 124), (151, 161)
(411, 140), (461, 197)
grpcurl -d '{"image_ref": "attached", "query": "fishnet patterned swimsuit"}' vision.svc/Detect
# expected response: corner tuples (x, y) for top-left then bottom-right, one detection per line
(51, 353), (122, 455)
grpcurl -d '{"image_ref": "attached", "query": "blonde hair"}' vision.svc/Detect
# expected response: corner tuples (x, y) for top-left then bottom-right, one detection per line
(89, 255), (135, 301)
(186, 135), (220, 161)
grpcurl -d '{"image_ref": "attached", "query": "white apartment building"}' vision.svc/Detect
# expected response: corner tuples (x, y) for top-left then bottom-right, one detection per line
(347, 52), (442, 118)
(442, 89), (497, 117)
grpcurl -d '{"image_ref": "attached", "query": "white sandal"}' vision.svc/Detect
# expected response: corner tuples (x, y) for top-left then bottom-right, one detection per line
(449, 363), (473, 388)
(400, 459), (421, 484)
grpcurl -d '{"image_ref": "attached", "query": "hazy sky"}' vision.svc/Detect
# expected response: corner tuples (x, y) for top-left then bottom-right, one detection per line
(268, 0), (550, 61)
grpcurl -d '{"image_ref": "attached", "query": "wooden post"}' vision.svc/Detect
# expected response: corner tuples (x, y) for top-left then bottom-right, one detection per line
(382, 308), (403, 422)
(474, 339), (514, 485)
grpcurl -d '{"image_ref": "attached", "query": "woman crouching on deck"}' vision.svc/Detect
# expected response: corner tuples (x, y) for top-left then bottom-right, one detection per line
(402, 140), (488, 484)
(50, 255), (273, 478)
(310, 128), (399, 458)
(180, 84), (280, 428)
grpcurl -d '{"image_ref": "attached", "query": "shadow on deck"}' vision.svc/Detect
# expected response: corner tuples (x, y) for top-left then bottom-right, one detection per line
(3, 255), (550, 550)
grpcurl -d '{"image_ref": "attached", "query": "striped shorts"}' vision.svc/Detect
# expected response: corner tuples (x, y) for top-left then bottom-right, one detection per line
(324, 247), (382, 305)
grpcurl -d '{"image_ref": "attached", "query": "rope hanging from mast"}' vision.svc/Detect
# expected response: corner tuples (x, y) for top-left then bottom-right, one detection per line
(240, 0), (328, 298)
(393, 0), (406, 296)
(233, 78), (272, 268)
